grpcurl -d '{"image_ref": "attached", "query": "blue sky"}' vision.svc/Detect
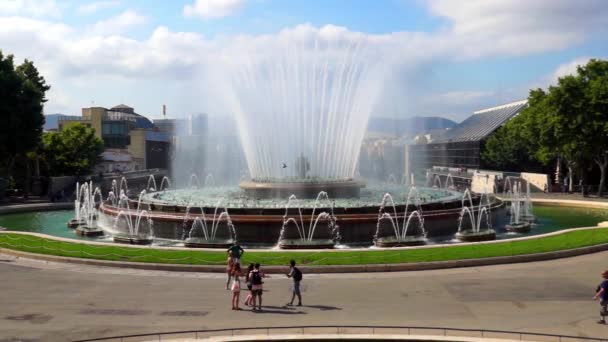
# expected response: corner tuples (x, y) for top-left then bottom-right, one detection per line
(1, 0), (607, 121)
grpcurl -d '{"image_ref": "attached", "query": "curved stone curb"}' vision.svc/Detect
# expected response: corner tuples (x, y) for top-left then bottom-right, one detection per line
(0, 202), (73, 214)
(3, 240), (608, 274)
(194, 334), (522, 341)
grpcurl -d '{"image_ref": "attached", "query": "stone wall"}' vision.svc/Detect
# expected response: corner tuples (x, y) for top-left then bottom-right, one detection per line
(471, 172), (498, 193)
(520, 172), (550, 192)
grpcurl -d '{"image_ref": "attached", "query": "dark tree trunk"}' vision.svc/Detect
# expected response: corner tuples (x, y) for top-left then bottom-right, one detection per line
(567, 164), (574, 193)
(24, 155), (30, 199)
(596, 155), (608, 198)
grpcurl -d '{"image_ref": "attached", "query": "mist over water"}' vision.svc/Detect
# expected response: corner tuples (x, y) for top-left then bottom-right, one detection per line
(214, 29), (392, 181)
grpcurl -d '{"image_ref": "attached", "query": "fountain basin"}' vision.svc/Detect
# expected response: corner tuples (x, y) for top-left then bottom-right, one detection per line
(375, 235), (427, 247)
(75, 226), (104, 237)
(505, 222), (531, 233)
(113, 234), (153, 245)
(67, 218), (86, 228)
(455, 229), (496, 242)
(184, 238), (234, 248)
(278, 239), (335, 249)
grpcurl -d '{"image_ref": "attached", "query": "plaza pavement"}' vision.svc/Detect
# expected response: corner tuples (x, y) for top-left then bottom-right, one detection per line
(1, 250), (608, 341)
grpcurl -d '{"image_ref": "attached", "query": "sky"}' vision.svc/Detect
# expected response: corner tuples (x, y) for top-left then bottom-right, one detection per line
(1, 0), (607, 122)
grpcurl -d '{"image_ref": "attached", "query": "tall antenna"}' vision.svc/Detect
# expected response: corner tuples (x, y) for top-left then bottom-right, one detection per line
(163, 104), (166, 118)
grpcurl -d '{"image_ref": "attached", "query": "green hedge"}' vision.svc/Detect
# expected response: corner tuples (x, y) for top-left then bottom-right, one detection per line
(0, 228), (606, 266)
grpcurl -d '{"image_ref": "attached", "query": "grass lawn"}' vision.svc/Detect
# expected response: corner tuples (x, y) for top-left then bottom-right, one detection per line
(0, 228), (607, 266)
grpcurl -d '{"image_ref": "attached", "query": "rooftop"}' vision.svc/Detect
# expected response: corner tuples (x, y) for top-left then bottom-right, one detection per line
(432, 100), (528, 143)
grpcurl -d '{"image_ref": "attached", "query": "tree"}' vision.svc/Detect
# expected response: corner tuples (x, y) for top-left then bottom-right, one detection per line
(577, 60), (608, 196)
(0, 51), (50, 193)
(481, 115), (540, 172)
(42, 124), (104, 176)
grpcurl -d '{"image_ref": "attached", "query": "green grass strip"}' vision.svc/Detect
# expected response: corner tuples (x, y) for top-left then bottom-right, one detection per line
(0, 228), (607, 266)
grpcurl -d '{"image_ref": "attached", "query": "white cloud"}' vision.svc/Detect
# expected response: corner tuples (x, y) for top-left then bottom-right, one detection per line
(0, 1), (607, 119)
(184, 0), (245, 19)
(551, 57), (594, 81)
(0, 0), (60, 18)
(77, 1), (120, 15)
(89, 10), (146, 35)
(427, 0), (608, 58)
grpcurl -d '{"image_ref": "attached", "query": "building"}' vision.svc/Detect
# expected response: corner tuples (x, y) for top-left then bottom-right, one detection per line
(407, 100), (528, 172)
(58, 104), (170, 173)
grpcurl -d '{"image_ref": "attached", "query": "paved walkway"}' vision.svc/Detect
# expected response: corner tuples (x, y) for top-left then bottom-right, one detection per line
(1, 251), (607, 341)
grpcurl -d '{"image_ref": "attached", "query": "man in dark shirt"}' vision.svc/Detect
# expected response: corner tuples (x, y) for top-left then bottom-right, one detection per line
(227, 241), (244, 265)
(286, 259), (302, 306)
(593, 270), (608, 324)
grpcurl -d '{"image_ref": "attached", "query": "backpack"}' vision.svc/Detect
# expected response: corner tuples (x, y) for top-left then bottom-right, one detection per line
(251, 270), (262, 285)
(293, 267), (302, 281)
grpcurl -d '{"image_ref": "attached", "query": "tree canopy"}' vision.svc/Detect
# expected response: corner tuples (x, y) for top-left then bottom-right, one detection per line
(0, 52), (49, 169)
(482, 59), (608, 195)
(42, 123), (104, 177)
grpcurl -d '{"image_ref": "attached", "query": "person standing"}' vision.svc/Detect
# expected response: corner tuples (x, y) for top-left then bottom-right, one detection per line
(286, 259), (302, 306)
(230, 263), (245, 310)
(250, 263), (267, 311)
(243, 263), (255, 306)
(227, 241), (244, 265)
(593, 270), (608, 324)
(225, 252), (234, 290)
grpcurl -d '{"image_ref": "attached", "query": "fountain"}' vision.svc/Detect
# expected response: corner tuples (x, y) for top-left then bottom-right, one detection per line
(455, 189), (496, 242)
(432, 174), (442, 188)
(68, 182), (105, 236)
(278, 192), (340, 249)
(112, 209), (154, 245)
(146, 175), (158, 192)
(505, 182), (531, 233)
(520, 181), (535, 222)
(67, 182), (86, 228)
(189, 174), (201, 189)
(94, 32), (469, 248)
(445, 174), (455, 190)
(374, 188), (427, 247)
(159, 176), (171, 191)
(183, 199), (237, 248)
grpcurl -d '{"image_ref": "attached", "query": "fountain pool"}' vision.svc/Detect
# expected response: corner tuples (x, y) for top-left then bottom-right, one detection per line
(2, 204), (606, 248)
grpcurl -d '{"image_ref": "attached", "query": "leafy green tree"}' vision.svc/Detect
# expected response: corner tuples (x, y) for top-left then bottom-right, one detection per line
(42, 124), (104, 176)
(482, 115), (539, 172)
(577, 60), (608, 196)
(484, 59), (608, 195)
(0, 51), (50, 192)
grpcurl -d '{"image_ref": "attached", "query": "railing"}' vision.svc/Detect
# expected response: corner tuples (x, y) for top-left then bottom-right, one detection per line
(73, 325), (608, 342)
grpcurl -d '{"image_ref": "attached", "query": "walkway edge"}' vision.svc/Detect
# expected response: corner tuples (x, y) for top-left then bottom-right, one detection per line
(3, 241), (608, 274)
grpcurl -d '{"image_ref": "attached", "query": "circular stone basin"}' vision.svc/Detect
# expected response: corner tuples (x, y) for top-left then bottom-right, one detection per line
(184, 237), (234, 248)
(505, 222), (531, 233)
(113, 234), (153, 245)
(75, 226), (104, 237)
(279, 239), (335, 249)
(375, 235), (427, 247)
(520, 214), (536, 222)
(67, 218), (85, 228)
(455, 229), (496, 242)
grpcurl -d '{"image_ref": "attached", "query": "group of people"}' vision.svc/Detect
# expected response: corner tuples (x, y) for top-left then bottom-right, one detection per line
(226, 242), (303, 311)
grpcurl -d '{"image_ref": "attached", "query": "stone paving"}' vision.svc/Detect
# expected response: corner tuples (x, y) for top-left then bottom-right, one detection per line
(1, 250), (608, 341)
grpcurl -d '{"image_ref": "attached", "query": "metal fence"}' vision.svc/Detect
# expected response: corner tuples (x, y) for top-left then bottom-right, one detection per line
(73, 325), (608, 342)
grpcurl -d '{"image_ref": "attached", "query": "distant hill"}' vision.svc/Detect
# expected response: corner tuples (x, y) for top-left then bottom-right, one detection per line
(44, 114), (80, 131)
(367, 116), (457, 136)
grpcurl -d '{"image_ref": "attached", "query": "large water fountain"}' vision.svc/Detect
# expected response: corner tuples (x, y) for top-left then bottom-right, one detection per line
(90, 30), (501, 248)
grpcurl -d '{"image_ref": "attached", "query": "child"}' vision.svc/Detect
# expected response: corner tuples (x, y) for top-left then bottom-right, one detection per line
(230, 264), (245, 310)
(593, 270), (608, 324)
(243, 263), (255, 306)
(225, 251), (234, 290)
